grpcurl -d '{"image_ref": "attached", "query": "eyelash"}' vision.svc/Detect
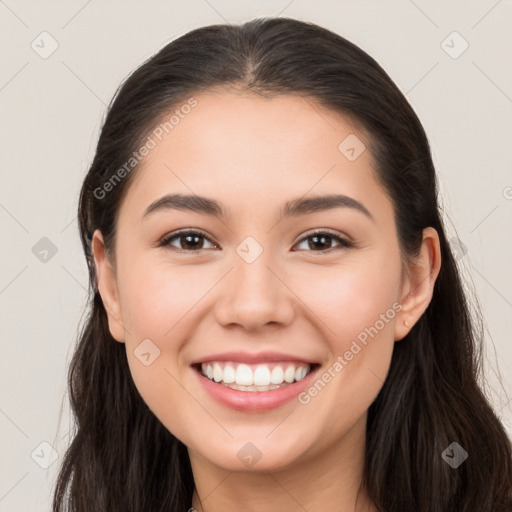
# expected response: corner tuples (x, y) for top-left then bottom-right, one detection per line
(158, 228), (354, 254)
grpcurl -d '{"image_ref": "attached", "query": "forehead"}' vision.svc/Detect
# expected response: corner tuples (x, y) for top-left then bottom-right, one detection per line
(118, 90), (392, 225)
(157, 90), (368, 165)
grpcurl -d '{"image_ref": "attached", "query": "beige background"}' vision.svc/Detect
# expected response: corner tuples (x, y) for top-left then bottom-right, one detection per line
(0, 1), (511, 510)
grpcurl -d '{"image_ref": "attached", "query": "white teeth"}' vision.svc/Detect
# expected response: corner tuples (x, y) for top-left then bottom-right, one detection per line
(221, 382), (284, 392)
(223, 365), (235, 383)
(253, 365), (271, 386)
(235, 364), (253, 386)
(199, 361), (312, 388)
(295, 366), (308, 382)
(284, 365), (296, 383)
(213, 363), (222, 382)
(270, 366), (284, 384)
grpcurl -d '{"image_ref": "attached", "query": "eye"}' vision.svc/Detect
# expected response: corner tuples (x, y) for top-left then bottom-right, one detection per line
(293, 230), (353, 253)
(158, 229), (353, 253)
(159, 229), (218, 252)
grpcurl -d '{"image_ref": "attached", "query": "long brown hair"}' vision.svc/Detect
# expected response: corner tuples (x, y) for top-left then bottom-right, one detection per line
(52, 17), (512, 511)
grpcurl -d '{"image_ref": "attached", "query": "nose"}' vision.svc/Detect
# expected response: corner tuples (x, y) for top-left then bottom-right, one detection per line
(214, 251), (296, 332)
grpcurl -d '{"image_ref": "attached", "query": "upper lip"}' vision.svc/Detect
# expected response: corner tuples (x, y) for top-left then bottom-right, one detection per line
(190, 351), (319, 365)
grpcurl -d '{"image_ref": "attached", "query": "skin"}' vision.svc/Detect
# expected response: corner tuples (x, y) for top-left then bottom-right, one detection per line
(92, 90), (441, 511)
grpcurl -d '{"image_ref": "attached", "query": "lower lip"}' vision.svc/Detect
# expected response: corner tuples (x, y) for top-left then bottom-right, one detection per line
(194, 366), (319, 412)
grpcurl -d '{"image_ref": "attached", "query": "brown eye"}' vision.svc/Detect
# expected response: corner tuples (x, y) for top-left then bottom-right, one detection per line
(159, 230), (218, 252)
(158, 229), (353, 254)
(294, 230), (353, 253)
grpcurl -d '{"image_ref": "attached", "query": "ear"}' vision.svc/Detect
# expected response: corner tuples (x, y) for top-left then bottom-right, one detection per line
(394, 227), (442, 342)
(92, 229), (125, 343)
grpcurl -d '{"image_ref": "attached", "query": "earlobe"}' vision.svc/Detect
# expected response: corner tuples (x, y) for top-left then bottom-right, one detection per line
(394, 227), (442, 342)
(92, 229), (126, 343)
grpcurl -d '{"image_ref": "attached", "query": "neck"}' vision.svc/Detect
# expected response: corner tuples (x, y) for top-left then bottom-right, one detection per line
(189, 413), (376, 512)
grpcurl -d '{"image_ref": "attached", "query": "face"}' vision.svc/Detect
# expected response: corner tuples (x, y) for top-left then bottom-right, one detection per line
(93, 90), (436, 473)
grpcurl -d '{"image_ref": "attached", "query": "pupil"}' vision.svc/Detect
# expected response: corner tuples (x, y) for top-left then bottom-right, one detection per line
(184, 235), (201, 249)
(310, 235), (330, 250)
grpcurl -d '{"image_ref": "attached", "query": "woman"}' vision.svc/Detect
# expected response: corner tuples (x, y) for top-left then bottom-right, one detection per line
(52, 16), (512, 511)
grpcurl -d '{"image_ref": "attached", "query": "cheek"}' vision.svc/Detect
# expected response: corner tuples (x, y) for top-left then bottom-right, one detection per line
(117, 260), (205, 438)
(115, 259), (202, 394)
(291, 261), (399, 444)
(118, 257), (214, 338)
(294, 254), (401, 346)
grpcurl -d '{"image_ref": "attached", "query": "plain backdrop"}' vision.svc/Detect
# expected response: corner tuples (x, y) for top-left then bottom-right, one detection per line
(0, 1), (511, 510)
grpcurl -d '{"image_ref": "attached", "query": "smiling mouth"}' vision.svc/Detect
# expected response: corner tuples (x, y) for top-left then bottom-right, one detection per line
(194, 361), (319, 392)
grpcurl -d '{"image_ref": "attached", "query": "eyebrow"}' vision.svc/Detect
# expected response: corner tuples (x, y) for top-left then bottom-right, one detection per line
(142, 193), (374, 222)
